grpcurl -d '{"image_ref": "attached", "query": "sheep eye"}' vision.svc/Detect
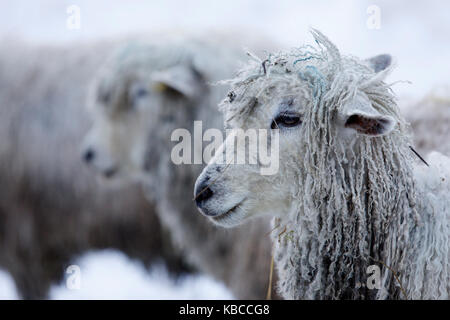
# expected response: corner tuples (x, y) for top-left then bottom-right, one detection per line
(135, 88), (149, 98)
(271, 113), (302, 129)
(130, 87), (149, 107)
(98, 90), (110, 104)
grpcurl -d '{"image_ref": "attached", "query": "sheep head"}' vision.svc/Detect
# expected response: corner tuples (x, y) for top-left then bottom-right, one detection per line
(195, 30), (407, 228)
(82, 41), (207, 182)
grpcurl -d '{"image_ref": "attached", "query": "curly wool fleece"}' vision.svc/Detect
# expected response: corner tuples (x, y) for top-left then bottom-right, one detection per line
(219, 29), (449, 300)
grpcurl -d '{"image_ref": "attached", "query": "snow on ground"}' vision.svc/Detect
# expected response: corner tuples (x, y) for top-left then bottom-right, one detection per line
(0, 269), (19, 300)
(49, 249), (234, 300)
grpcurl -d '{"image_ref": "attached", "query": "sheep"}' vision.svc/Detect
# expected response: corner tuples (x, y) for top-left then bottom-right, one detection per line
(403, 89), (450, 156)
(0, 40), (188, 299)
(194, 29), (450, 300)
(81, 35), (280, 299)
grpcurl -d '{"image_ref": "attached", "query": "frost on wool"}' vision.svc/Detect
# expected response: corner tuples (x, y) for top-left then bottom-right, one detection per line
(219, 29), (449, 299)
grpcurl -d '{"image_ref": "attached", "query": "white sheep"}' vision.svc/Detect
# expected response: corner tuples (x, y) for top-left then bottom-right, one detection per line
(0, 40), (186, 299)
(81, 34), (280, 299)
(403, 88), (450, 156)
(194, 29), (450, 299)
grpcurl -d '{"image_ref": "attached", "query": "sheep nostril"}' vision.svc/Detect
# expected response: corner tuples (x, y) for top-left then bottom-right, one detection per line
(194, 177), (214, 208)
(195, 187), (214, 205)
(83, 149), (95, 163)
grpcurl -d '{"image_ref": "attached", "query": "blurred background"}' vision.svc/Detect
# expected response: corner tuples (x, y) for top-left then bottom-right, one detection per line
(0, 0), (449, 299)
(3, 0), (450, 100)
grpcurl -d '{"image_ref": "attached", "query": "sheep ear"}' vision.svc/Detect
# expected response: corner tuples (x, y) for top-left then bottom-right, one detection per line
(342, 94), (396, 136)
(152, 64), (204, 99)
(366, 54), (392, 73)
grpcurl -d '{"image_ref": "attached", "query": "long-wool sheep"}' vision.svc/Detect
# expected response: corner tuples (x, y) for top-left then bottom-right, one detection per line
(194, 29), (449, 299)
(0, 40), (188, 299)
(81, 34), (280, 299)
(403, 89), (450, 156)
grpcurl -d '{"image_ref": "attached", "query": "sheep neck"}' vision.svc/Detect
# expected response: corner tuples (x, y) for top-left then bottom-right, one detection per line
(274, 136), (419, 299)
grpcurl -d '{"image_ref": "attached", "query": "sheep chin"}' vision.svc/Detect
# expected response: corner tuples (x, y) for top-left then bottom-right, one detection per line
(210, 201), (248, 228)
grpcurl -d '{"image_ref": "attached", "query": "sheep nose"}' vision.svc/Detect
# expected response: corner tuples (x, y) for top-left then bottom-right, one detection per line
(194, 176), (214, 209)
(83, 148), (95, 163)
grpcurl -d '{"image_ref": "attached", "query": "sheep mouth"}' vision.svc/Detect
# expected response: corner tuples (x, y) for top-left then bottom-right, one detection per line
(211, 199), (246, 224)
(102, 167), (118, 178)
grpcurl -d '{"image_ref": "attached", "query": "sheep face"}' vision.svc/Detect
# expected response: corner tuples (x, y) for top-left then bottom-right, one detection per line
(82, 46), (205, 182)
(195, 46), (397, 228)
(194, 86), (308, 227)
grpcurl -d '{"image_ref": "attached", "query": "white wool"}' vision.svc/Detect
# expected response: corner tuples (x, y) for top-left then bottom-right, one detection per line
(219, 29), (449, 299)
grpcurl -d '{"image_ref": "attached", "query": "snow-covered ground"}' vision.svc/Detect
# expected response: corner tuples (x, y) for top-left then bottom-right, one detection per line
(0, 250), (234, 300)
(0, 269), (19, 300)
(49, 250), (234, 300)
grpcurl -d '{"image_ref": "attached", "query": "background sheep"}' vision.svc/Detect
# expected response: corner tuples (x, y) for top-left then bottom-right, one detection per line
(81, 35), (280, 299)
(0, 40), (188, 299)
(194, 30), (449, 299)
(403, 89), (450, 156)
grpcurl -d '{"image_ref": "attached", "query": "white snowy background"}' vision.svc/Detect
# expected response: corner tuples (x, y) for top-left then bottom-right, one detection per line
(2, 0), (450, 101)
(1, 0), (449, 299)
